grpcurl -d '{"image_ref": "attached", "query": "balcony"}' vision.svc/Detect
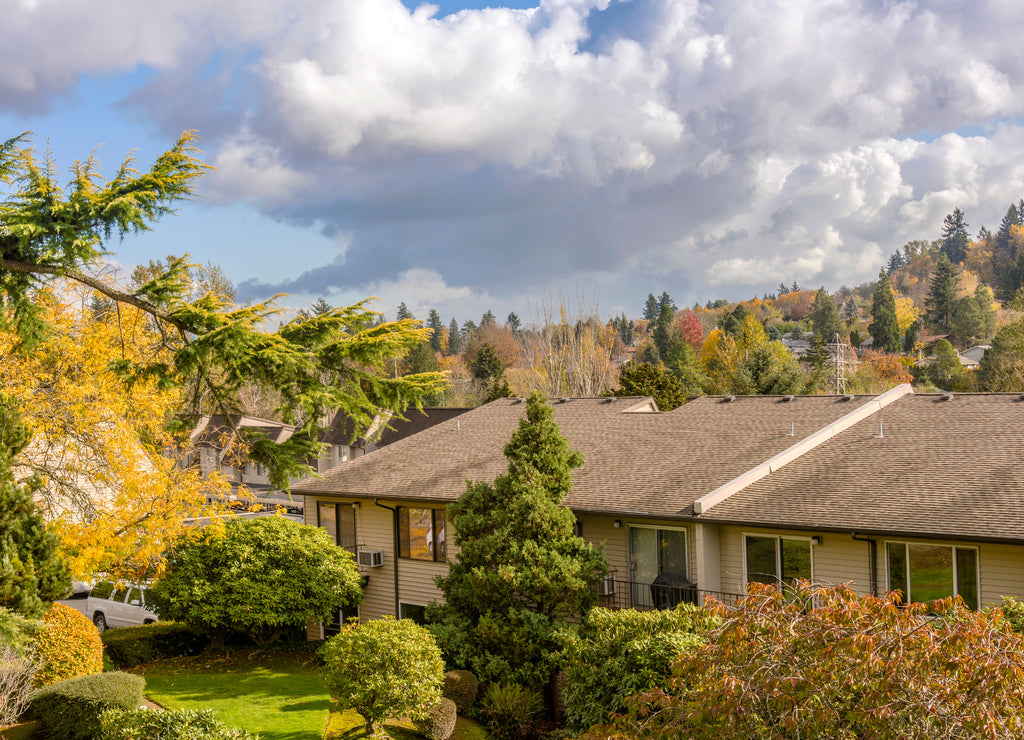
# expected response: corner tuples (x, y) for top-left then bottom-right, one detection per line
(595, 575), (744, 611)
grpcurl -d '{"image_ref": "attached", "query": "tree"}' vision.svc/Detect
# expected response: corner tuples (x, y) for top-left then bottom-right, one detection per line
(886, 249), (906, 275)
(809, 287), (842, 342)
(642, 294), (659, 322)
(928, 338), (967, 390)
(613, 362), (688, 411)
(396, 302), (415, 320)
(426, 309), (444, 352)
(940, 207), (969, 263)
(589, 583), (1024, 740)
(310, 297), (333, 317)
(651, 299), (677, 358)
(868, 270), (901, 353)
(677, 310), (703, 350)
(131, 256), (236, 304)
(1, 283), (222, 579)
(447, 317), (461, 355)
(506, 312), (521, 334)
(428, 393), (608, 691)
(480, 310), (497, 328)
(978, 320), (1024, 391)
(0, 395), (70, 619)
(700, 316), (804, 396)
(0, 132), (445, 492)
(151, 516), (362, 647)
(925, 254), (958, 334)
(320, 616), (445, 736)
(975, 284), (997, 339)
(469, 343), (504, 381)
(951, 295), (985, 347)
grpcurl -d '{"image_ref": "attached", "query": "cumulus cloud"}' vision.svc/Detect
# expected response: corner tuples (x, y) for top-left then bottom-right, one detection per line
(6, 0), (1024, 311)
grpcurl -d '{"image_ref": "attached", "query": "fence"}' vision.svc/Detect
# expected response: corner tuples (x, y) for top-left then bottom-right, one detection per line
(595, 576), (744, 611)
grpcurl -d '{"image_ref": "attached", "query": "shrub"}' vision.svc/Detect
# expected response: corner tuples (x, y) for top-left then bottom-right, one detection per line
(442, 669), (478, 712)
(413, 697), (458, 740)
(0, 644), (38, 725)
(152, 516), (362, 647)
(98, 707), (260, 739)
(0, 605), (43, 655)
(33, 602), (103, 686)
(320, 616), (444, 735)
(101, 622), (206, 668)
(30, 671), (145, 740)
(557, 604), (716, 730)
(992, 595), (1024, 633)
(480, 683), (543, 740)
(590, 583), (1024, 739)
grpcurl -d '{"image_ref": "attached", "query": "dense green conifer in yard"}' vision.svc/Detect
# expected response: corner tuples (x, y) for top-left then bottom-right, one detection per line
(868, 270), (901, 353)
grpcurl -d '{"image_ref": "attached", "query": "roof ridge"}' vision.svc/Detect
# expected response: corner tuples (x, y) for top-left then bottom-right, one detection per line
(691, 383), (914, 515)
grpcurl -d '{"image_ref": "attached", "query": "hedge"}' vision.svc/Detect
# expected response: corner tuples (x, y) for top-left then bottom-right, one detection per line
(30, 671), (145, 740)
(101, 622), (207, 669)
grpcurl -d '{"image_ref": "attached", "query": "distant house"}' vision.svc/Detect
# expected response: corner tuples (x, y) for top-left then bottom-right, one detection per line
(960, 345), (991, 366)
(294, 388), (1024, 633)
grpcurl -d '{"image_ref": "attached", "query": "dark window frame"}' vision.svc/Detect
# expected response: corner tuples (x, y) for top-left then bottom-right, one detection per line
(398, 506), (447, 562)
(885, 541), (979, 610)
(317, 501), (357, 555)
(743, 533), (814, 587)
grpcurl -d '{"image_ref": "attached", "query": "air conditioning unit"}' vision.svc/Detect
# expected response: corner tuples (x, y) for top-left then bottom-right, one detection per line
(357, 549), (384, 568)
(598, 574), (616, 596)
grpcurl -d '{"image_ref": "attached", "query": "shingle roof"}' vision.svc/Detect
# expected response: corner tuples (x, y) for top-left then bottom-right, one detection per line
(699, 393), (1024, 543)
(293, 394), (878, 519)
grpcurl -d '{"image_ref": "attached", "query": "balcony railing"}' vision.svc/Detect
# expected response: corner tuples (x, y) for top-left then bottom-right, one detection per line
(594, 575), (744, 611)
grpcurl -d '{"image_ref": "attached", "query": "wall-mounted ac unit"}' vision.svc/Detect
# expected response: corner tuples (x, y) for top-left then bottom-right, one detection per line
(357, 549), (384, 568)
(598, 574), (616, 596)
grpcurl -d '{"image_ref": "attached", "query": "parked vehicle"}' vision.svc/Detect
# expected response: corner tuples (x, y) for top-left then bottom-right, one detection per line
(86, 581), (158, 631)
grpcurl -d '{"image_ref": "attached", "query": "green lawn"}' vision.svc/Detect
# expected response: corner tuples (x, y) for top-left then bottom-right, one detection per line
(134, 651), (332, 740)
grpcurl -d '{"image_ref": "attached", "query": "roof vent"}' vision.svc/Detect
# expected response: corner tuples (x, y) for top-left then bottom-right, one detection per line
(722, 395), (736, 403)
(874, 422), (884, 438)
(941, 392), (954, 401)
(602, 397), (615, 403)
(513, 398), (525, 404)
(781, 395), (795, 402)
(560, 397), (570, 404)
(843, 394), (855, 401)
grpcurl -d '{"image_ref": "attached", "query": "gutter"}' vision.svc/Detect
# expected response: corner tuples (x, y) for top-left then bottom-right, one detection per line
(851, 533), (878, 597)
(374, 498), (402, 618)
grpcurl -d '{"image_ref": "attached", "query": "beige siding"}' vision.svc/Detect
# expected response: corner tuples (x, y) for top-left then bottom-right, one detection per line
(580, 516), (628, 579)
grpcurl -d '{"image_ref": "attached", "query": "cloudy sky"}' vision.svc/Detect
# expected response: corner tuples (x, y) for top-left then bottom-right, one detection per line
(4, 0), (1024, 323)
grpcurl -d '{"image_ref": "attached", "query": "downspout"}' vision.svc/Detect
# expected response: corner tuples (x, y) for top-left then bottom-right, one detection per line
(374, 499), (401, 617)
(851, 533), (878, 597)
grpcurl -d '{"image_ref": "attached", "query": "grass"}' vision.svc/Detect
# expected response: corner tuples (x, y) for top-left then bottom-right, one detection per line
(133, 650), (332, 740)
(323, 704), (490, 740)
(0, 721), (36, 739)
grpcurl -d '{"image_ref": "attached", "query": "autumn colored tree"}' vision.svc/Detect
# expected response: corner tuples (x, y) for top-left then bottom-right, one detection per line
(429, 393), (608, 691)
(850, 349), (913, 392)
(677, 309), (703, 350)
(868, 270), (901, 353)
(700, 316), (803, 396)
(589, 583), (1024, 740)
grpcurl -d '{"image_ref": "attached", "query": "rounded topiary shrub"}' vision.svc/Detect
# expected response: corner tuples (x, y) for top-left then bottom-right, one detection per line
(98, 707), (259, 740)
(101, 622), (207, 669)
(414, 697), (458, 740)
(31, 671), (144, 740)
(33, 602), (103, 686)
(443, 669), (479, 712)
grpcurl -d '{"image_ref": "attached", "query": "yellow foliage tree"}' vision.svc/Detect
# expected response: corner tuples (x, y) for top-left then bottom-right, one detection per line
(894, 293), (919, 335)
(0, 282), (225, 579)
(699, 316), (805, 396)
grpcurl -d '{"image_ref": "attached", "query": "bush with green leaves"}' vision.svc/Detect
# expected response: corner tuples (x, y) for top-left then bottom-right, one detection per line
(101, 622), (207, 669)
(442, 669), (479, 712)
(151, 516), (362, 647)
(30, 671), (145, 740)
(33, 601), (103, 686)
(480, 682), (543, 740)
(992, 595), (1024, 633)
(0, 605), (42, 654)
(413, 697), (458, 740)
(99, 707), (259, 740)
(320, 616), (444, 735)
(588, 583), (1024, 739)
(557, 604), (717, 731)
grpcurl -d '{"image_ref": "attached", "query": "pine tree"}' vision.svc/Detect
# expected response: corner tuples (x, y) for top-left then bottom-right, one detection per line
(868, 270), (901, 353)
(0, 396), (70, 618)
(470, 343), (503, 381)
(940, 207), (970, 264)
(652, 300), (676, 358)
(428, 394), (607, 690)
(506, 312), (521, 334)
(614, 362), (688, 411)
(642, 293), (659, 322)
(447, 317), (460, 355)
(311, 298), (333, 317)
(886, 250), (906, 275)
(951, 296), (984, 347)
(810, 288), (843, 342)
(925, 254), (958, 334)
(480, 310), (496, 328)
(426, 309), (443, 352)
(396, 302), (415, 321)
(657, 291), (677, 315)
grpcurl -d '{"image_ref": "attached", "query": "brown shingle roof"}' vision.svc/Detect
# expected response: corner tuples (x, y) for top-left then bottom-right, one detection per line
(293, 394), (878, 520)
(699, 393), (1024, 543)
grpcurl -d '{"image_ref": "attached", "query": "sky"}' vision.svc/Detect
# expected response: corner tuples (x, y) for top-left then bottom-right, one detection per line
(4, 0), (1024, 324)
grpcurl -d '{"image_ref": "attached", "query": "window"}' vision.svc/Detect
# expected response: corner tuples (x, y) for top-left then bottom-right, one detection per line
(886, 542), (978, 610)
(400, 603), (427, 624)
(629, 525), (688, 608)
(323, 606), (359, 637)
(318, 502), (357, 554)
(744, 535), (812, 587)
(398, 507), (446, 562)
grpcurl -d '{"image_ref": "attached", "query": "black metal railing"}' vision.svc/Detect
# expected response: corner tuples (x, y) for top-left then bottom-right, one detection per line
(594, 576), (744, 611)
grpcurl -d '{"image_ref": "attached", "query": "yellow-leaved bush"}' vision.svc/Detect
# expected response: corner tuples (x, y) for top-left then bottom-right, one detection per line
(33, 602), (103, 686)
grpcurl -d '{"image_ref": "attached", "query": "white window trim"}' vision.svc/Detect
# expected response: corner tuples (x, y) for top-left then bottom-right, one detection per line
(884, 541), (980, 606)
(626, 523), (690, 581)
(741, 532), (816, 587)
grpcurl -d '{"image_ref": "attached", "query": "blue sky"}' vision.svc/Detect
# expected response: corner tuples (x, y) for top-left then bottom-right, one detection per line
(4, 0), (1024, 324)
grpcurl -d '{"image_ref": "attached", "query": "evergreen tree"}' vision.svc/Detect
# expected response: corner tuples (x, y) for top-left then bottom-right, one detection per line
(614, 362), (688, 411)
(484, 378), (515, 403)
(396, 302), (415, 321)
(951, 296), (985, 347)
(657, 291), (677, 315)
(428, 394), (608, 690)
(642, 294), (659, 322)
(634, 341), (661, 366)
(904, 321), (920, 355)
(975, 285), (997, 339)
(940, 207), (969, 264)
(978, 320), (1024, 391)
(461, 320), (477, 347)
(426, 309), (444, 353)
(925, 254), (958, 334)
(652, 300), (677, 358)
(311, 298), (333, 317)
(405, 340), (438, 376)
(721, 304), (750, 336)
(886, 250), (906, 275)
(809, 288), (843, 342)
(469, 343), (503, 381)
(506, 312), (521, 334)
(447, 318), (460, 355)
(930, 338), (967, 390)
(0, 396), (70, 618)
(868, 270), (901, 353)
(480, 310), (497, 328)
